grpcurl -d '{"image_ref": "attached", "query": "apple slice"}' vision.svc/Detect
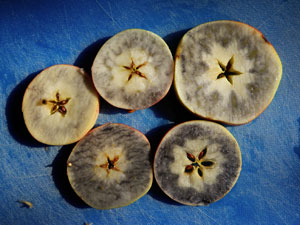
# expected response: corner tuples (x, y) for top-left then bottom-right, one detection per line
(154, 120), (242, 205)
(175, 21), (282, 125)
(92, 29), (174, 110)
(67, 123), (153, 209)
(22, 64), (99, 145)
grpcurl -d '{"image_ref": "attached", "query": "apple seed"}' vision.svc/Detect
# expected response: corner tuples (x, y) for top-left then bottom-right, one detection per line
(184, 147), (215, 178)
(42, 91), (70, 116)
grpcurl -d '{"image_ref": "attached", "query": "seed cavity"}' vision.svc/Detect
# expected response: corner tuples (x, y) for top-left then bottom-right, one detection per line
(123, 58), (148, 81)
(217, 55), (242, 85)
(201, 161), (214, 167)
(42, 92), (70, 116)
(198, 168), (203, 177)
(184, 147), (215, 178)
(99, 155), (121, 174)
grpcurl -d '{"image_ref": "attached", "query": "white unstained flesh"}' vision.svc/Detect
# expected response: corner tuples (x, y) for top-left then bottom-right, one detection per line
(175, 21), (282, 124)
(92, 29), (174, 110)
(170, 139), (226, 190)
(22, 65), (99, 145)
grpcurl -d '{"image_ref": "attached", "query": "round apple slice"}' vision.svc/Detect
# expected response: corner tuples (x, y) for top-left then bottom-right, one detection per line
(175, 20), (282, 125)
(154, 120), (241, 205)
(22, 64), (99, 145)
(92, 29), (174, 110)
(67, 123), (153, 209)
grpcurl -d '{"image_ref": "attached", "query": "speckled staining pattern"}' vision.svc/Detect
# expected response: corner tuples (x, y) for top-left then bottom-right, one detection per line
(92, 29), (174, 110)
(22, 65), (99, 145)
(154, 121), (241, 205)
(175, 21), (282, 124)
(67, 123), (152, 209)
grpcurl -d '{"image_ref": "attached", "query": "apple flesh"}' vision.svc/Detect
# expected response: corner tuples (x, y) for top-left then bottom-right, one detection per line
(154, 120), (242, 205)
(175, 21), (282, 125)
(22, 64), (99, 145)
(92, 29), (174, 110)
(67, 123), (153, 209)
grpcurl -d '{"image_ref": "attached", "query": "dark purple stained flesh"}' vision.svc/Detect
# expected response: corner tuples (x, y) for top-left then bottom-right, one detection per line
(154, 120), (242, 205)
(175, 21), (282, 125)
(92, 29), (174, 110)
(67, 123), (153, 209)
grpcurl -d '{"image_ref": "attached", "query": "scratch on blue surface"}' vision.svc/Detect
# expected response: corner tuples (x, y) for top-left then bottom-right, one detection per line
(15, 174), (49, 180)
(62, 2), (72, 51)
(267, 201), (289, 225)
(95, 0), (121, 29)
(256, 1), (289, 29)
(197, 208), (222, 225)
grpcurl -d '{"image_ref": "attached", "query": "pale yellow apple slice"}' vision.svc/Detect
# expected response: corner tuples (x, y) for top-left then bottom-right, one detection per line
(22, 64), (100, 145)
(67, 123), (153, 209)
(154, 120), (242, 205)
(175, 21), (282, 125)
(92, 29), (174, 110)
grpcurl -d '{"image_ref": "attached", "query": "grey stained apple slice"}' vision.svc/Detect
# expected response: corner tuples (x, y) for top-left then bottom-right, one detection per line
(67, 123), (153, 209)
(92, 29), (174, 110)
(154, 120), (241, 205)
(22, 64), (99, 145)
(175, 21), (282, 125)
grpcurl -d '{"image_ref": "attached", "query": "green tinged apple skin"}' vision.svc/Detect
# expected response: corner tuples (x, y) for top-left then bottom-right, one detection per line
(92, 29), (174, 110)
(174, 20), (282, 125)
(67, 123), (153, 209)
(22, 64), (100, 145)
(154, 120), (241, 205)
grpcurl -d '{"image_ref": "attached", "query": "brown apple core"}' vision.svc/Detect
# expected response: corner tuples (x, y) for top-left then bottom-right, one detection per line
(42, 92), (71, 116)
(184, 147), (215, 178)
(217, 55), (242, 85)
(99, 155), (121, 174)
(123, 59), (148, 81)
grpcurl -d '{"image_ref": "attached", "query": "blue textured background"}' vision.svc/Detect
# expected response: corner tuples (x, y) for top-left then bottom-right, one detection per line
(1, 0), (300, 224)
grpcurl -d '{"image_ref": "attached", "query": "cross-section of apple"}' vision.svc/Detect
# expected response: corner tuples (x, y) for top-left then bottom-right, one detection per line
(154, 120), (241, 205)
(67, 123), (153, 209)
(92, 29), (174, 110)
(175, 21), (282, 125)
(22, 64), (100, 145)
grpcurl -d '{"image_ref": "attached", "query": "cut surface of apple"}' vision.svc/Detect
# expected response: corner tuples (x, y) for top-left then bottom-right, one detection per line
(92, 29), (174, 110)
(154, 120), (241, 205)
(175, 20), (282, 125)
(67, 123), (153, 209)
(22, 64), (99, 145)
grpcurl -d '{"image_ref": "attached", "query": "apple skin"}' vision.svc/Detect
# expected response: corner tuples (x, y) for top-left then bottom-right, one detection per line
(174, 20), (282, 125)
(22, 64), (100, 145)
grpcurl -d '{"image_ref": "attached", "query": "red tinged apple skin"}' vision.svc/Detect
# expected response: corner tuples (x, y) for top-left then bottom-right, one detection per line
(174, 20), (282, 125)
(22, 64), (100, 145)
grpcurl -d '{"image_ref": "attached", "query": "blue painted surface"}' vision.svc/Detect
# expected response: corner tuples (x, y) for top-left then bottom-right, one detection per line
(1, 0), (300, 224)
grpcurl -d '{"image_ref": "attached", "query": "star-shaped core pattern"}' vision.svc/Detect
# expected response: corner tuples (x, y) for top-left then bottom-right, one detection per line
(99, 155), (121, 174)
(217, 55), (242, 85)
(42, 92), (70, 116)
(185, 147), (215, 177)
(123, 59), (148, 81)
